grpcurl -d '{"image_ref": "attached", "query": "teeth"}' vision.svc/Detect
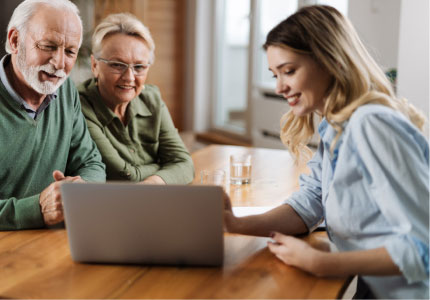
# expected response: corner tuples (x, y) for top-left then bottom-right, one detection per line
(119, 85), (134, 89)
(286, 95), (299, 104)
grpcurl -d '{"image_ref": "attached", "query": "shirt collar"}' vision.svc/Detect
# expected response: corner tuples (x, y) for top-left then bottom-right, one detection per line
(128, 91), (152, 118)
(318, 118), (340, 145)
(86, 78), (152, 126)
(0, 54), (58, 109)
(318, 117), (348, 158)
(318, 118), (330, 137)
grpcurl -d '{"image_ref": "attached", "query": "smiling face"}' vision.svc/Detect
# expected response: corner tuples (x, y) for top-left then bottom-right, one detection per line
(12, 5), (81, 95)
(267, 46), (332, 116)
(92, 33), (151, 111)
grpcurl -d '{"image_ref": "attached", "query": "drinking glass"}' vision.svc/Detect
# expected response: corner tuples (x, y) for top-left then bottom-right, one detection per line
(229, 154), (252, 185)
(200, 169), (226, 186)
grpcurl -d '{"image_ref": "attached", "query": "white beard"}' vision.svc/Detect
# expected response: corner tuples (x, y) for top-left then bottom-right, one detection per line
(16, 44), (68, 95)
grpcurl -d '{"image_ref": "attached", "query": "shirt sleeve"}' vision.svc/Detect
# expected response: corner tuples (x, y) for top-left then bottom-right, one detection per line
(65, 89), (106, 182)
(0, 195), (44, 230)
(346, 112), (429, 283)
(284, 142), (324, 232)
(153, 102), (195, 184)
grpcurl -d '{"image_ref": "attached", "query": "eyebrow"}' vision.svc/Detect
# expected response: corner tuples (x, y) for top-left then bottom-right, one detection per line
(268, 62), (294, 72)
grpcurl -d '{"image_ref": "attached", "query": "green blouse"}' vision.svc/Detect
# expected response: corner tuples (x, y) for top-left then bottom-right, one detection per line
(78, 78), (194, 184)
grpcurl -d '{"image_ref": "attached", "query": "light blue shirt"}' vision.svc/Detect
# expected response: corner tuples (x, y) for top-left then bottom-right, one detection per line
(285, 104), (429, 299)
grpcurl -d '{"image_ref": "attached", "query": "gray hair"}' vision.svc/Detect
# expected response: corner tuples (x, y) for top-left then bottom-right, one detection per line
(5, 0), (83, 54)
(92, 13), (155, 64)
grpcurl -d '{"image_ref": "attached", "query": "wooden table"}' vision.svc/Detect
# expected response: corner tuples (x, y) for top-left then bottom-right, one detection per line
(0, 145), (351, 299)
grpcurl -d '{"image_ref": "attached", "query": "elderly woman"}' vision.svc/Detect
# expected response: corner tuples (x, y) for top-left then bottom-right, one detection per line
(79, 13), (194, 184)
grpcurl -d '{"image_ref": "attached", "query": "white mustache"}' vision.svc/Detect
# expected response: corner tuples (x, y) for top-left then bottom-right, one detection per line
(38, 64), (67, 78)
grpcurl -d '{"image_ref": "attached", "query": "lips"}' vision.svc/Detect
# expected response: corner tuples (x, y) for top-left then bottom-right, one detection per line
(41, 71), (61, 80)
(285, 93), (300, 106)
(117, 85), (135, 90)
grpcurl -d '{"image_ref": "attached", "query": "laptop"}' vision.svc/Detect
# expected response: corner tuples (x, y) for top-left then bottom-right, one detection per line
(61, 183), (224, 266)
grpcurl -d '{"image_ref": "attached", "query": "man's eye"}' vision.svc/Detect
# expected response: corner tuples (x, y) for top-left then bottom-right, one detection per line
(66, 49), (77, 56)
(38, 44), (55, 51)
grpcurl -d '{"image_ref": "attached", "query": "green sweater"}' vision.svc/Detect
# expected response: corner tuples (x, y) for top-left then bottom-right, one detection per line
(78, 78), (194, 184)
(0, 78), (106, 230)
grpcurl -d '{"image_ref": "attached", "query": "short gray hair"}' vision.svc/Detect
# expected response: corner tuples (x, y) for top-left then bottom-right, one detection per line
(5, 0), (83, 54)
(92, 13), (155, 64)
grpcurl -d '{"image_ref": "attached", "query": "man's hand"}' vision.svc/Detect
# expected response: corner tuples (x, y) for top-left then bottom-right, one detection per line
(39, 171), (83, 226)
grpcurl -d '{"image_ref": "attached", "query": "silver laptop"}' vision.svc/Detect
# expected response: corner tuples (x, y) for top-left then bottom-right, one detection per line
(61, 183), (224, 266)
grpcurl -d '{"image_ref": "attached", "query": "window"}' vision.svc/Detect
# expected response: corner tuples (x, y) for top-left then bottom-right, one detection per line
(209, 0), (348, 144)
(213, 0), (251, 134)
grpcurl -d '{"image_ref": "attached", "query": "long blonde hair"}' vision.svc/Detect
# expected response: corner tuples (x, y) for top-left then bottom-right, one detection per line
(264, 5), (426, 160)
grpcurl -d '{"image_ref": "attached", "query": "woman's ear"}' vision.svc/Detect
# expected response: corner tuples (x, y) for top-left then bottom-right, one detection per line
(8, 29), (20, 54)
(91, 55), (99, 78)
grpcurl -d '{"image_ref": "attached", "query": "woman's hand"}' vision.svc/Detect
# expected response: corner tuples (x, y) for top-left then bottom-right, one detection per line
(268, 232), (322, 275)
(223, 192), (238, 232)
(141, 175), (166, 185)
(268, 232), (402, 278)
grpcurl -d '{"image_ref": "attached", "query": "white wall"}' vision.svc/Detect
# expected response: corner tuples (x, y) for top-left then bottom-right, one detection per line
(348, 0), (401, 71)
(396, 0), (429, 123)
(185, 0), (214, 132)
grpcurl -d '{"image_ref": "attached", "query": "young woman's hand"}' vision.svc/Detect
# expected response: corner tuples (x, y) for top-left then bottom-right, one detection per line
(268, 232), (322, 275)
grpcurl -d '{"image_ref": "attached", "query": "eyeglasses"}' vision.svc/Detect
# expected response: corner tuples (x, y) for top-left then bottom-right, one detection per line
(96, 58), (150, 76)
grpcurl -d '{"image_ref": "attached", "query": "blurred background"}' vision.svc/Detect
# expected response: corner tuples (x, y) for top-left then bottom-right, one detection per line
(1, 0), (428, 151)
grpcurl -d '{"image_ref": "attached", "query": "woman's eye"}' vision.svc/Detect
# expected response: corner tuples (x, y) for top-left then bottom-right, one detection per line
(285, 70), (295, 75)
(134, 65), (146, 71)
(110, 63), (125, 69)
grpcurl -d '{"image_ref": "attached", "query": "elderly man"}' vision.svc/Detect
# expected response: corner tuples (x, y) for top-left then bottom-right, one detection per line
(0, 0), (105, 230)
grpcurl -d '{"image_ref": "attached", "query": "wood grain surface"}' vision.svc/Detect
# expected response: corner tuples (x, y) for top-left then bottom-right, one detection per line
(0, 145), (351, 299)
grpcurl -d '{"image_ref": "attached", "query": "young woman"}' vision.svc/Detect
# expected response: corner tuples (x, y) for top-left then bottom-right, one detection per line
(224, 5), (428, 299)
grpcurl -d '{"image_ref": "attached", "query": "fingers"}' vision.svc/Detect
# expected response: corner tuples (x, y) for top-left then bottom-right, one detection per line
(41, 198), (63, 213)
(271, 232), (293, 244)
(267, 233), (287, 256)
(223, 191), (232, 212)
(53, 170), (65, 181)
(53, 170), (83, 182)
(42, 210), (64, 226)
(67, 176), (83, 183)
(40, 172), (84, 226)
(267, 232), (313, 270)
(39, 181), (64, 226)
(39, 183), (61, 206)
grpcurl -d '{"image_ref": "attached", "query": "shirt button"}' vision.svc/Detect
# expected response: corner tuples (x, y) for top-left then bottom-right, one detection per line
(130, 149), (135, 153)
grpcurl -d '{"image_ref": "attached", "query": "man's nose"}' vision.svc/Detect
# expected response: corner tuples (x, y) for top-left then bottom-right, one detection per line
(50, 49), (65, 70)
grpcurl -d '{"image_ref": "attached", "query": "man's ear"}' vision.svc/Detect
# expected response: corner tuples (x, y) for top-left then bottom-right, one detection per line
(90, 54), (99, 78)
(8, 28), (20, 54)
